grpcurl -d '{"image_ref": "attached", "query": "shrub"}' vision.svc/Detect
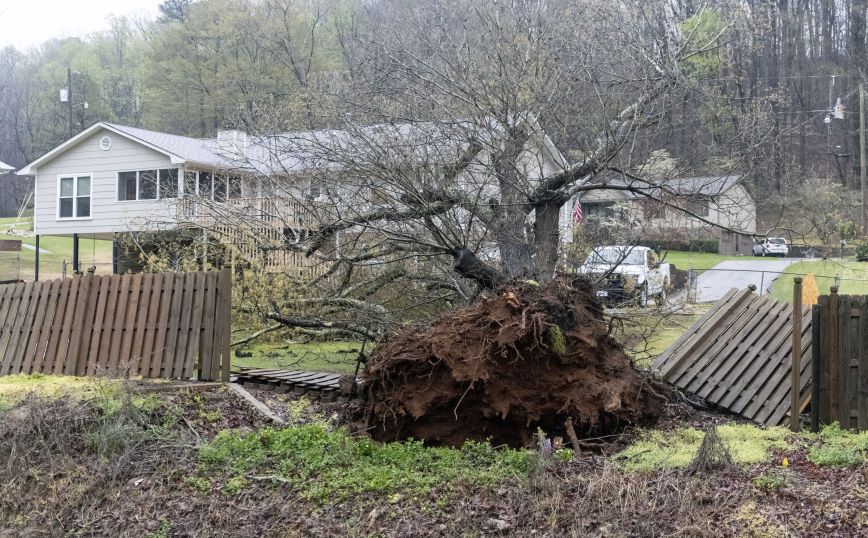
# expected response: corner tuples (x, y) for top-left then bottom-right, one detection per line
(806, 423), (868, 467)
(855, 242), (868, 262)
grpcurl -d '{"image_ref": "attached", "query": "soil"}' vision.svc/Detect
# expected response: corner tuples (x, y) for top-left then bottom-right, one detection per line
(362, 277), (667, 447)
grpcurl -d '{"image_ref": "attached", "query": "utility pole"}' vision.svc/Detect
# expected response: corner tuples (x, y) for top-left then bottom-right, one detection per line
(66, 67), (73, 139)
(861, 81), (867, 235)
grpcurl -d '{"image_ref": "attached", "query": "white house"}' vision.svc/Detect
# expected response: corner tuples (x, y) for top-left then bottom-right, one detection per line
(17, 121), (570, 277)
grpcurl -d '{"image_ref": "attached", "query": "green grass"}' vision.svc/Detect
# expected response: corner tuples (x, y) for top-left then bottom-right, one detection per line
(198, 423), (534, 502)
(662, 250), (750, 271)
(0, 373), (121, 410)
(770, 259), (868, 302)
(615, 423), (791, 472)
(0, 216), (113, 280)
(232, 340), (366, 374)
(616, 311), (707, 367)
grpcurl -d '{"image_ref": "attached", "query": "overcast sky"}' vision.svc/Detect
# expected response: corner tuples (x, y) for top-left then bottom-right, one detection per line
(0, 0), (160, 50)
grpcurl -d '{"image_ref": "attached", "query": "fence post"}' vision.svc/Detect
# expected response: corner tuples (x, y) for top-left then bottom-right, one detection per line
(811, 303), (821, 432)
(791, 277), (803, 432)
(219, 267), (232, 382)
(829, 286), (839, 423)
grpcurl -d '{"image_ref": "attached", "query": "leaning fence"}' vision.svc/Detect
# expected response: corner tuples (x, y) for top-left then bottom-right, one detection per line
(0, 269), (231, 381)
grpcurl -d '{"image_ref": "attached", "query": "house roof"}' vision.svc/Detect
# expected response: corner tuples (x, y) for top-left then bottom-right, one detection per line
(18, 119), (569, 177)
(0, 159), (14, 172)
(582, 175), (746, 202)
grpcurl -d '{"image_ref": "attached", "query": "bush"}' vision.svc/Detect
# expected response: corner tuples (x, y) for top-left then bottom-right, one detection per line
(806, 423), (868, 467)
(855, 242), (868, 262)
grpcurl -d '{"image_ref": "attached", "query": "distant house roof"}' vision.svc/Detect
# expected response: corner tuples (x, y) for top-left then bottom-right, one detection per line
(0, 160), (14, 173)
(19, 120), (569, 177)
(582, 175), (746, 203)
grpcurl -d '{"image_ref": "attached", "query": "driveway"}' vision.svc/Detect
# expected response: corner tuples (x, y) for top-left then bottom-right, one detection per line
(695, 258), (799, 302)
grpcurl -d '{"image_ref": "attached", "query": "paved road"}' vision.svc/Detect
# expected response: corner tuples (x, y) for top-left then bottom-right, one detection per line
(695, 258), (799, 303)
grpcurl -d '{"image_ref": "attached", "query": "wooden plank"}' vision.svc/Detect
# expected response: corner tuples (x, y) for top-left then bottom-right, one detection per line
(94, 275), (121, 375)
(49, 279), (76, 374)
(218, 268), (232, 382)
(139, 273), (165, 378)
(0, 283), (27, 375)
(20, 281), (53, 374)
(173, 272), (196, 378)
(673, 292), (767, 389)
(128, 273), (153, 375)
(184, 271), (207, 377)
(31, 279), (63, 374)
(829, 288), (840, 422)
(751, 307), (813, 424)
(3, 281), (38, 375)
(652, 288), (742, 373)
(660, 289), (756, 382)
(8, 281), (43, 375)
(730, 304), (809, 416)
(86, 276), (111, 375)
(150, 273), (174, 378)
(118, 273), (144, 374)
(106, 273), (133, 375)
(0, 285), (14, 362)
(791, 278), (803, 432)
(811, 304), (821, 431)
(64, 275), (94, 375)
(198, 271), (218, 380)
(227, 383), (286, 425)
(708, 299), (791, 406)
(861, 298), (868, 429)
(684, 294), (776, 396)
(74, 275), (103, 375)
(162, 273), (185, 378)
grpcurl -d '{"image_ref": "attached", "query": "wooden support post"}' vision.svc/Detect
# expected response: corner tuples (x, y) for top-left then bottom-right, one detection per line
(34, 235), (39, 282)
(811, 304), (821, 432)
(829, 286), (839, 423)
(72, 233), (80, 274)
(219, 267), (232, 382)
(791, 277), (803, 432)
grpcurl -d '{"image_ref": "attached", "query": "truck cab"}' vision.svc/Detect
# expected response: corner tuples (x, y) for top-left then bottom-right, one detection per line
(579, 245), (670, 307)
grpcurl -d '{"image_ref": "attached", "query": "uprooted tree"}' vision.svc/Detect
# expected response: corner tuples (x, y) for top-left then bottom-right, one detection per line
(165, 0), (762, 335)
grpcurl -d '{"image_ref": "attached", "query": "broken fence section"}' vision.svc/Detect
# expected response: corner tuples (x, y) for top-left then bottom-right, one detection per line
(0, 269), (231, 381)
(651, 288), (812, 427)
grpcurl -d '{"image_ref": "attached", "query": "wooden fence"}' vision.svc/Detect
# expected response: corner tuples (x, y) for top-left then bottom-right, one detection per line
(0, 269), (231, 381)
(652, 287), (812, 426)
(812, 290), (868, 430)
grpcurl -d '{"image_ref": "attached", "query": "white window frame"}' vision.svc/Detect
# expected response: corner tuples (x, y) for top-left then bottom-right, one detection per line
(116, 168), (180, 202)
(56, 173), (93, 221)
(181, 169), (244, 201)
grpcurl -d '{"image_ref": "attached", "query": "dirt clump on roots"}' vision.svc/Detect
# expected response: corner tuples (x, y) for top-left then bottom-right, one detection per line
(362, 277), (667, 448)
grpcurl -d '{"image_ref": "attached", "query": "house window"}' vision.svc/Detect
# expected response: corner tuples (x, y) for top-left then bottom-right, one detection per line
(159, 169), (178, 199)
(58, 175), (91, 219)
(184, 170), (243, 201)
(118, 168), (178, 201)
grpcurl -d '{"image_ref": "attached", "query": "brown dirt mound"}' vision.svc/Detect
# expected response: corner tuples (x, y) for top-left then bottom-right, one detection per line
(362, 277), (667, 448)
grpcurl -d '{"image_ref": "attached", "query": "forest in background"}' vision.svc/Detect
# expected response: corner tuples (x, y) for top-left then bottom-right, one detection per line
(1, 0), (868, 231)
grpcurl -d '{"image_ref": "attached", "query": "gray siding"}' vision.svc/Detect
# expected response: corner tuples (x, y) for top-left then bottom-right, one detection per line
(34, 128), (177, 236)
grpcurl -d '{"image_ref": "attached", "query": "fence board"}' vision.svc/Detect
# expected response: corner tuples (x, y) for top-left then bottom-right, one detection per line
(0, 270), (230, 381)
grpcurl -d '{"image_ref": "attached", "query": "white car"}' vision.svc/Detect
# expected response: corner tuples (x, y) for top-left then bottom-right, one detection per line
(753, 237), (789, 257)
(579, 245), (670, 306)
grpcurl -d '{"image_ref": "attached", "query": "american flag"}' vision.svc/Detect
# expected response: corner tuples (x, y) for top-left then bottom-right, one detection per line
(571, 197), (583, 224)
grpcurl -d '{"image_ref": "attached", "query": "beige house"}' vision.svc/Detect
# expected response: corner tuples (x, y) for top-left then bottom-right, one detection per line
(580, 175), (756, 253)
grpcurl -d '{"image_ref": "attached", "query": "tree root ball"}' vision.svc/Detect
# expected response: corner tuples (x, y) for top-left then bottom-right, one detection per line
(362, 277), (667, 448)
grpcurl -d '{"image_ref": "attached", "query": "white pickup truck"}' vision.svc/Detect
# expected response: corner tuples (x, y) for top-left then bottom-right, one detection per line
(579, 245), (671, 306)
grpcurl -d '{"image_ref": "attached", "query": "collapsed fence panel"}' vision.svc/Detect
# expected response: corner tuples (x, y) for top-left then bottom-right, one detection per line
(651, 288), (812, 427)
(0, 269), (231, 381)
